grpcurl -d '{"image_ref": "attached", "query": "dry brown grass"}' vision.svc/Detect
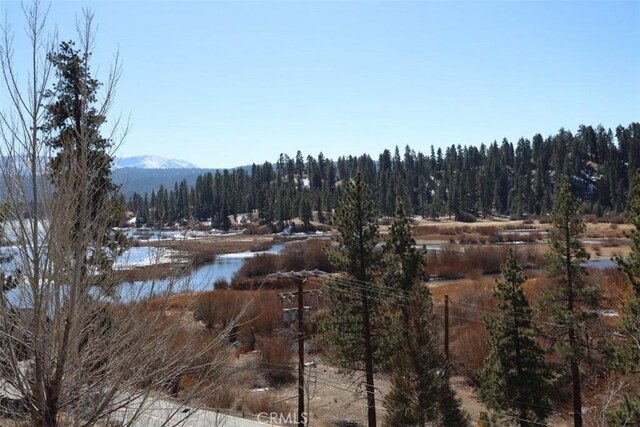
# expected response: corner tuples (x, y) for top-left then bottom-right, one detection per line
(430, 277), (495, 301)
(426, 245), (544, 279)
(148, 235), (276, 254)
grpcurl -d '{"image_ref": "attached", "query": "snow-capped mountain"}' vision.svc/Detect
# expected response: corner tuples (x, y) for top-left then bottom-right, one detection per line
(115, 156), (199, 169)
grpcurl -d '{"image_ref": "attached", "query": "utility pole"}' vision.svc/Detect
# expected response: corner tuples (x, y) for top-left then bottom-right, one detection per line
(273, 270), (326, 427)
(444, 294), (449, 360)
(297, 277), (305, 427)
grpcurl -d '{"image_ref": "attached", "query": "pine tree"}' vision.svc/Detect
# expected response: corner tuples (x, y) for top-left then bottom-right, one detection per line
(383, 200), (425, 337)
(322, 171), (383, 427)
(383, 201), (466, 426)
(44, 38), (125, 292)
(384, 286), (467, 426)
(544, 176), (598, 427)
(45, 41), (116, 202)
(316, 194), (326, 224)
(609, 170), (640, 425)
(477, 249), (554, 426)
(299, 191), (312, 229)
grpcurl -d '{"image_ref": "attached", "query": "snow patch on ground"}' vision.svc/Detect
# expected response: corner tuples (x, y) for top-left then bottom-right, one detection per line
(118, 228), (242, 242)
(114, 247), (183, 269)
(217, 244), (285, 260)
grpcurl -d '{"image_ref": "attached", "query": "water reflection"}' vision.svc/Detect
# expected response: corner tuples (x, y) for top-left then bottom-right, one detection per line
(118, 243), (285, 302)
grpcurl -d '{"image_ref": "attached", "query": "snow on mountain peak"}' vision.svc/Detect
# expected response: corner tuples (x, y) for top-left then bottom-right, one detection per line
(115, 156), (200, 169)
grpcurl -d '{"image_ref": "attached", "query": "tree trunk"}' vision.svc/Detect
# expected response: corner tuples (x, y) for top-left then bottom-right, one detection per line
(361, 288), (376, 427)
(566, 214), (582, 427)
(569, 330), (583, 427)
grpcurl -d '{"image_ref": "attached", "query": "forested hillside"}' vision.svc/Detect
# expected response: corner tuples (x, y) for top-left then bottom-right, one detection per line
(114, 167), (218, 196)
(126, 123), (639, 227)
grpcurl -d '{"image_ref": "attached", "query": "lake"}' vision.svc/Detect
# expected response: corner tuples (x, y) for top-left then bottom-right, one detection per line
(117, 243), (286, 302)
(4, 243), (286, 306)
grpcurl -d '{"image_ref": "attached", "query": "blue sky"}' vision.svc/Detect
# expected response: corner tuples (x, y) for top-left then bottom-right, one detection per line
(2, 1), (639, 168)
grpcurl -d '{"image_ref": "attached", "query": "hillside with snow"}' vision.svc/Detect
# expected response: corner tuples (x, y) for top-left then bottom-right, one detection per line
(115, 156), (199, 170)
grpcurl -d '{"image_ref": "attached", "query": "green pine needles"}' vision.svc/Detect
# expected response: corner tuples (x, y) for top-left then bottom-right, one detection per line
(384, 200), (466, 426)
(477, 249), (554, 427)
(608, 170), (640, 425)
(321, 171), (384, 427)
(542, 176), (598, 427)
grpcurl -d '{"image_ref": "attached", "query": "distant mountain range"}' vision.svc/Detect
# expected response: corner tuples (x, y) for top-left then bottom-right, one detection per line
(114, 156), (199, 170)
(113, 167), (217, 196)
(112, 156), (253, 196)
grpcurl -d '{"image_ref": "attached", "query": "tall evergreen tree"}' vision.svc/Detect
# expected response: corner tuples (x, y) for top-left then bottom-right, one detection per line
(299, 191), (312, 229)
(383, 200), (425, 337)
(544, 176), (598, 427)
(45, 40), (116, 201)
(384, 286), (467, 426)
(322, 171), (383, 427)
(44, 38), (125, 292)
(609, 170), (640, 425)
(477, 249), (554, 426)
(383, 201), (466, 426)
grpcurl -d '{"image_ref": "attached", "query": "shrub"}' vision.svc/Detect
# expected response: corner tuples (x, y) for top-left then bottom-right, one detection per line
(611, 215), (627, 224)
(464, 245), (508, 275)
(214, 278), (229, 290)
(455, 211), (477, 223)
(256, 336), (295, 386)
(303, 239), (333, 272)
(538, 215), (550, 224)
(190, 250), (216, 267)
(450, 322), (489, 378)
(426, 245), (511, 279)
(426, 246), (465, 279)
(596, 268), (630, 309)
(206, 383), (240, 410)
(476, 226), (499, 238)
(233, 239), (335, 288)
(584, 214), (599, 224)
(244, 224), (274, 235)
(279, 242), (306, 272)
(194, 291), (250, 332)
(514, 246), (545, 269)
(194, 290), (286, 334)
(247, 291), (283, 336)
(235, 253), (279, 279)
(244, 223), (260, 235)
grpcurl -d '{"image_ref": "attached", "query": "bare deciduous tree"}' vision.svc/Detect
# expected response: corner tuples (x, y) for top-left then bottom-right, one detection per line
(0, 3), (235, 426)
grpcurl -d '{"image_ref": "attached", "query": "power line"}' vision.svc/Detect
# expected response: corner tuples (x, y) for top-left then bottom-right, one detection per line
(307, 273), (583, 332)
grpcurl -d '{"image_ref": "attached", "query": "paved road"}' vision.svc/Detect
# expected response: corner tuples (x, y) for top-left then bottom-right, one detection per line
(0, 380), (276, 427)
(113, 397), (276, 427)
(112, 399), (275, 427)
